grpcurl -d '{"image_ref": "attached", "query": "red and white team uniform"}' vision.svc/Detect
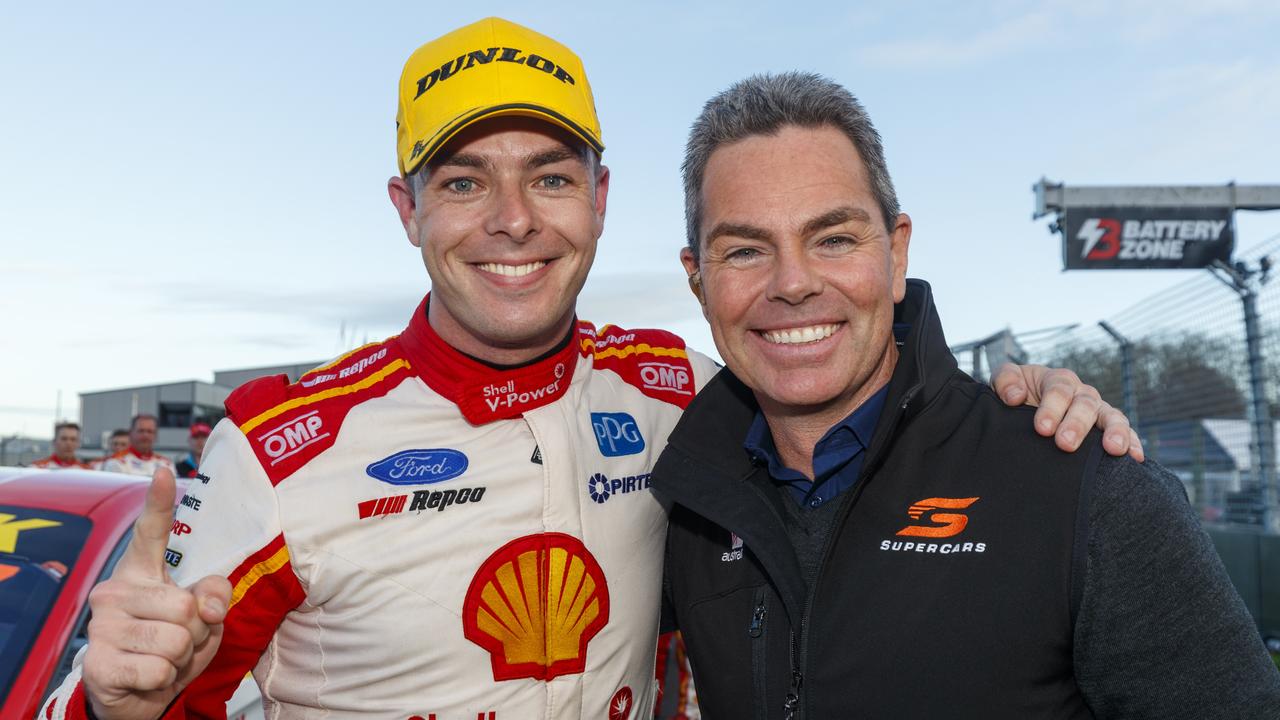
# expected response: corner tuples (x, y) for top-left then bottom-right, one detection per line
(98, 448), (176, 477)
(30, 455), (90, 470)
(44, 296), (717, 719)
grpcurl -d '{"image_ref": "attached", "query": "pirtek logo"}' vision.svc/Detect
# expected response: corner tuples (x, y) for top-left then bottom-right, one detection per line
(895, 497), (979, 538)
(414, 46), (576, 100)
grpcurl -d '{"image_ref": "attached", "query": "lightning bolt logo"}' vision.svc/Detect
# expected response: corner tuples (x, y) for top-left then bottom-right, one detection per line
(1077, 217), (1121, 260)
(1078, 219), (1106, 259)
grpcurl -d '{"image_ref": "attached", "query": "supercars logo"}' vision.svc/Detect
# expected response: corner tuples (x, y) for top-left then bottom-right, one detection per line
(0, 514), (61, 554)
(591, 412), (645, 457)
(895, 497), (979, 538)
(366, 449), (469, 486)
(463, 533), (609, 681)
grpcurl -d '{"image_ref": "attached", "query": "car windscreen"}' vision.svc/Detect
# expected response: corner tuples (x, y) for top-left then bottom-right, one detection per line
(0, 505), (90, 702)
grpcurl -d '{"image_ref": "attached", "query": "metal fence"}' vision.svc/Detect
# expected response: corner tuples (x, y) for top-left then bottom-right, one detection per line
(956, 234), (1280, 529)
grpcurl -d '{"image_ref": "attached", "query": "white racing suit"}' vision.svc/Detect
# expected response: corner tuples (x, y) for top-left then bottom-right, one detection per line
(44, 295), (718, 719)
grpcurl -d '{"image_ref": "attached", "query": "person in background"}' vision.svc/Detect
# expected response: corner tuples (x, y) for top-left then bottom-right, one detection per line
(32, 422), (90, 469)
(175, 423), (211, 479)
(91, 429), (131, 470)
(100, 414), (175, 477)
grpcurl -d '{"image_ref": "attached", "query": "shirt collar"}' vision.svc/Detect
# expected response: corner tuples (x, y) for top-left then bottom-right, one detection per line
(395, 294), (585, 425)
(744, 384), (889, 483)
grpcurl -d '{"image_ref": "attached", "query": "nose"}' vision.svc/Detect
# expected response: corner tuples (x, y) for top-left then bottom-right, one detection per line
(766, 244), (823, 305)
(483, 181), (539, 242)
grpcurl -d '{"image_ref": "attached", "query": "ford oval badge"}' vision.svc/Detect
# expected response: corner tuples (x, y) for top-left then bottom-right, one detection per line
(366, 449), (469, 486)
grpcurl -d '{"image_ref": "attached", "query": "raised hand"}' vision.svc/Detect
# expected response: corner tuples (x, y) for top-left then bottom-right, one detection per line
(81, 468), (233, 720)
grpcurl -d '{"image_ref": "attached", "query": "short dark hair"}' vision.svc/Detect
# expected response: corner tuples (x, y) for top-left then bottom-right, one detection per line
(129, 414), (158, 430)
(682, 72), (900, 260)
(54, 422), (80, 437)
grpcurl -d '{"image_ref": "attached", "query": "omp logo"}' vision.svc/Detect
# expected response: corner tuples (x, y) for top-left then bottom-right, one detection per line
(463, 533), (609, 681)
(591, 412), (645, 457)
(413, 46), (576, 100)
(256, 410), (329, 466)
(895, 497), (979, 538)
(0, 514), (61, 553)
(638, 361), (692, 396)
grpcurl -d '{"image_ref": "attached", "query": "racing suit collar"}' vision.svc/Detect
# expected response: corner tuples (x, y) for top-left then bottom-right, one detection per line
(128, 446), (154, 460)
(397, 294), (580, 425)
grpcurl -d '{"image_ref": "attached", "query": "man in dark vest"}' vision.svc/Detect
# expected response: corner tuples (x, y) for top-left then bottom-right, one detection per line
(655, 72), (1280, 719)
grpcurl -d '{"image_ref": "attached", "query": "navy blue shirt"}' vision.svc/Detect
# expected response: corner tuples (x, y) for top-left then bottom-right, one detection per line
(744, 385), (889, 508)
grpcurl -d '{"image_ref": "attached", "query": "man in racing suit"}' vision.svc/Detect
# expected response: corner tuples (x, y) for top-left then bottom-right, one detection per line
(42, 18), (1137, 720)
(32, 422), (90, 469)
(100, 414), (175, 477)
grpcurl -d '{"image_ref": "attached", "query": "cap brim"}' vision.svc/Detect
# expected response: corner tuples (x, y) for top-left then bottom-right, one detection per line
(406, 103), (603, 175)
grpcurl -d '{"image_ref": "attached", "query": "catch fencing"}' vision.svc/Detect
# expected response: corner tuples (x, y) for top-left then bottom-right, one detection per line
(956, 234), (1280, 529)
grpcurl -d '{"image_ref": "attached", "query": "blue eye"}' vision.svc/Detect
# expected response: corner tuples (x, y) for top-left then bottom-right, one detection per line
(446, 178), (475, 193)
(539, 175), (568, 189)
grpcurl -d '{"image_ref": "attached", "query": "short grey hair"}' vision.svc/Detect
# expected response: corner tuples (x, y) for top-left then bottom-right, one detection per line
(682, 72), (900, 259)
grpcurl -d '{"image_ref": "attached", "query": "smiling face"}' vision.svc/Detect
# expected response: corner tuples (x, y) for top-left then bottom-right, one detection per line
(389, 116), (609, 365)
(683, 123), (911, 424)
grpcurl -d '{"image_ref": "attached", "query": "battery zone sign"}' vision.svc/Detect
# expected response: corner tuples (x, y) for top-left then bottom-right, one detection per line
(1062, 206), (1234, 270)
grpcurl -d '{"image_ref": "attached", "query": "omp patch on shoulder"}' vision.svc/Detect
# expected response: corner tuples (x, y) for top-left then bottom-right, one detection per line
(224, 340), (412, 483)
(580, 324), (697, 409)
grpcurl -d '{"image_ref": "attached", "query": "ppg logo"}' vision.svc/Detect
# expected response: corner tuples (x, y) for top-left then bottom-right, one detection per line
(591, 412), (645, 457)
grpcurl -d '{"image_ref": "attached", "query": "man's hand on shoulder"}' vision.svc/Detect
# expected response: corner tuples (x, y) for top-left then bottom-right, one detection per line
(991, 362), (1144, 462)
(82, 469), (232, 720)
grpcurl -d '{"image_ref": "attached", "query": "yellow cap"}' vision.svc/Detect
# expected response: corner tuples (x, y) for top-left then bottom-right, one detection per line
(395, 17), (604, 176)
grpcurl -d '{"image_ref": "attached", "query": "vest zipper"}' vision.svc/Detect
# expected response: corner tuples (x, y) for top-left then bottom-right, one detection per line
(790, 386), (922, 719)
(749, 588), (770, 720)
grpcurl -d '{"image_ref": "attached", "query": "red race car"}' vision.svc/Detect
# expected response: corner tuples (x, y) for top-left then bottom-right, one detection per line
(0, 467), (261, 719)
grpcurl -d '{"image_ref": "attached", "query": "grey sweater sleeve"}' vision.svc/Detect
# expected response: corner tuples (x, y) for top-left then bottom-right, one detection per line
(1074, 456), (1280, 719)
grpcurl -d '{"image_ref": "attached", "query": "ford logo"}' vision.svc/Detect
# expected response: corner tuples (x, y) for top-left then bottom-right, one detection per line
(366, 449), (469, 486)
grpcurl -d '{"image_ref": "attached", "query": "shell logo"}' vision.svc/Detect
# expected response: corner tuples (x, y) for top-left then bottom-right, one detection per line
(463, 533), (610, 681)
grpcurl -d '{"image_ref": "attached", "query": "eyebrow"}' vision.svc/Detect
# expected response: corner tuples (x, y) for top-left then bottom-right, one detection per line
(433, 151), (490, 171)
(526, 146), (580, 170)
(801, 206), (873, 236)
(430, 145), (582, 174)
(704, 205), (874, 247)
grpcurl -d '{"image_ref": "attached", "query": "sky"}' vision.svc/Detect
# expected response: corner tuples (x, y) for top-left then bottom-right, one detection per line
(2, 1), (1279, 438)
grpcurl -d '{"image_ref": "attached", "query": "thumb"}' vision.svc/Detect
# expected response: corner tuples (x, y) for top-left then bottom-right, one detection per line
(116, 467), (179, 582)
(192, 574), (234, 625)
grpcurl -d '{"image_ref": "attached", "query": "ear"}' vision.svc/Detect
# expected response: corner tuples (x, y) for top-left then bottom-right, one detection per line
(889, 212), (912, 302)
(593, 164), (611, 226)
(387, 175), (422, 247)
(679, 247), (706, 307)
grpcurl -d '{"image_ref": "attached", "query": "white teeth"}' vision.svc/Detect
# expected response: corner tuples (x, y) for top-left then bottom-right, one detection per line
(761, 324), (840, 345)
(477, 261), (547, 277)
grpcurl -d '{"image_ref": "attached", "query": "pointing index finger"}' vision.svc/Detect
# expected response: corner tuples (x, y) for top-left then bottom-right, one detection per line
(116, 468), (180, 583)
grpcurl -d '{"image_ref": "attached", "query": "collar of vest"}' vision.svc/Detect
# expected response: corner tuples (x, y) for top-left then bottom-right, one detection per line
(127, 446), (154, 460)
(396, 294), (580, 425)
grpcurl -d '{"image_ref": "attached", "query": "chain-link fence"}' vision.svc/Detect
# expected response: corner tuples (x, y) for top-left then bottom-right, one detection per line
(956, 234), (1280, 529)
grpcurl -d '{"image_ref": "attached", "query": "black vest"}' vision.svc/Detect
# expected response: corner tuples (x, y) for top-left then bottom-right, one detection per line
(654, 280), (1098, 720)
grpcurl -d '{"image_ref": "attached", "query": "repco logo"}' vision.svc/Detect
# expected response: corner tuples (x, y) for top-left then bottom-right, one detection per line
(256, 410), (330, 467)
(413, 46), (576, 100)
(895, 497), (979, 538)
(638, 362), (692, 396)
